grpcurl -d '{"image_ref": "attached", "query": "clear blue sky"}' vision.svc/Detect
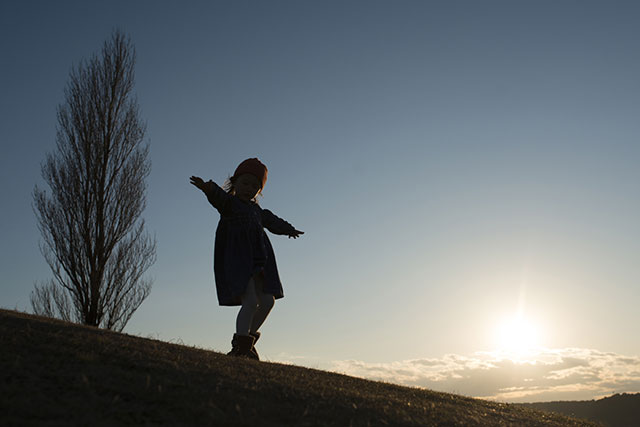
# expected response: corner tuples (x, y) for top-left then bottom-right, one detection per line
(1, 0), (639, 402)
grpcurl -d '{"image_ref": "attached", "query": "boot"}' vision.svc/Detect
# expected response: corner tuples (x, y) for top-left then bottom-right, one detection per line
(249, 331), (261, 360)
(227, 334), (258, 359)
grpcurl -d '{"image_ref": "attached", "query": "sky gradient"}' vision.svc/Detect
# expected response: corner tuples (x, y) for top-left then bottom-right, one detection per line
(1, 1), (639, 402)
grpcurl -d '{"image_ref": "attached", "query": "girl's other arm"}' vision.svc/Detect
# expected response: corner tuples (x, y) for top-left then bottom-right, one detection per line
(261, 209), (304, 239)
(190, 176), (230, 213)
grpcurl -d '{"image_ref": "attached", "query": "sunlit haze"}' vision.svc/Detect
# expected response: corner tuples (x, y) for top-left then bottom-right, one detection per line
(1, 1), (639, 403)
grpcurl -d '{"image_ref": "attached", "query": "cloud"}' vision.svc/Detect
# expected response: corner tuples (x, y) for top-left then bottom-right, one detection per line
(326, 348), (640, 403)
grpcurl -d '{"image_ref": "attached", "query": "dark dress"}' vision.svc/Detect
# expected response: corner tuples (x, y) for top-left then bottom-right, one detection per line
(205, 182), (296, 306)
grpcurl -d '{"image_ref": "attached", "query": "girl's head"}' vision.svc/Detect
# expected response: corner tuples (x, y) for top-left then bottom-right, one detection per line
(224, 158), (268, 202)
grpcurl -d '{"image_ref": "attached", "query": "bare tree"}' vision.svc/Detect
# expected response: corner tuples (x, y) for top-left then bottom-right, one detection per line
(32, 31), (156, 332)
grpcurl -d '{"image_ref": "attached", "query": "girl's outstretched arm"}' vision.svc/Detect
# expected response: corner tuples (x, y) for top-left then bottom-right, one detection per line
(190, 176), (230, 213)
(261, 209), (304, 238)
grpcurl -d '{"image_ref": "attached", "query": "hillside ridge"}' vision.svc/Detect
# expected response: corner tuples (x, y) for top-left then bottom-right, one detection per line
(523, 393), (640, 427)
(1, 309), (598, 426)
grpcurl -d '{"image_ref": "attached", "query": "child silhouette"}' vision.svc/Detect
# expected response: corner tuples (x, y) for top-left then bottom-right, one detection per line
(191, 158), (303, 359)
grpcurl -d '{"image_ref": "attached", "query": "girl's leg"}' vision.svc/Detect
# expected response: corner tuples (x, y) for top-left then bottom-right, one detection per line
(249, 275), (275, 334)
(235, 277), (259, 336)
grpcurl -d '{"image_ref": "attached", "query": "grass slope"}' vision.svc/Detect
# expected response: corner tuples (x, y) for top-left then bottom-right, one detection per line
(1, 309), (599, 426)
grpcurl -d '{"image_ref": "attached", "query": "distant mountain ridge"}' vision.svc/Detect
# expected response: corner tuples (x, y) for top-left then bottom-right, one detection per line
(522, 393), (640, 427)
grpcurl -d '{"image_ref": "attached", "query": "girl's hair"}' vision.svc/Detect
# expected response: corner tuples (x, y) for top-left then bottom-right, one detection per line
(222, 176), (236, 194)
(222, 176), (263, 201)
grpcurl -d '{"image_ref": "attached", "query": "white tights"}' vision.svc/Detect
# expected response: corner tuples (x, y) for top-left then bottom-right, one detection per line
(235, 275), (275, 336)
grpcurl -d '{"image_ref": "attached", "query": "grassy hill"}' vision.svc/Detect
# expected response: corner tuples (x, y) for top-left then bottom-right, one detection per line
(1, 309), (598, 426)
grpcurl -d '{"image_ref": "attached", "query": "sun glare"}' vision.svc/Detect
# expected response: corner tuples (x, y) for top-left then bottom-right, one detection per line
(494, 314), (541, 359)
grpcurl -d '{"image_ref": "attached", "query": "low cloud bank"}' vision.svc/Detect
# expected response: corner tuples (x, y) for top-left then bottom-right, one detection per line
(328, 348), (640, 403)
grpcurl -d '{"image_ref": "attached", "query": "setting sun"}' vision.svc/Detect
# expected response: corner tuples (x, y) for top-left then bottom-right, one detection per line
(494, 313), (541, 358)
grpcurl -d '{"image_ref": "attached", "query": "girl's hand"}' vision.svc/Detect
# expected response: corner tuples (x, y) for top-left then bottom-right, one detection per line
(288, 230), (304, 239)
(190, 176), (205, 189)
(190, 176), (212, 192)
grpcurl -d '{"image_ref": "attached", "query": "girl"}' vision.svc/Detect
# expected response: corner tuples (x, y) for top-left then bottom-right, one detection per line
(190, 158), (303, 360)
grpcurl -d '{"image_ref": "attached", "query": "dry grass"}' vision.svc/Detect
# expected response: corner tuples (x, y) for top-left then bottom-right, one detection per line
(1, 309), (600, 426)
